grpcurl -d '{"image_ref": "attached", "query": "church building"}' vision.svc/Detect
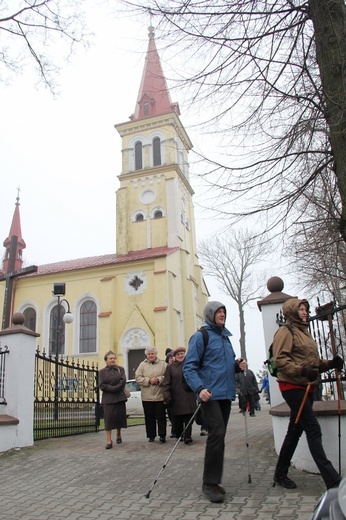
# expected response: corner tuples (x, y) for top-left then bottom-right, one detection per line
(0, 27), (209, 378)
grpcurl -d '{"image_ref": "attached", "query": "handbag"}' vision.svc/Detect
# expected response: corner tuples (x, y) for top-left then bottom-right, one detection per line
(123, 386), (131, 398)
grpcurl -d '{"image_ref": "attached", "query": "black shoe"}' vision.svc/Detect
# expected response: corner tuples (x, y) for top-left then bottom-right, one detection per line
(184, 437), (193, 445)
(200, 429), (208, 436)
(273, 474), (297, 489)
(217, 484), (226, 495)
(202, 483), (224, 503)
(105, 441), (113, 450)
(148, 438), (155, 442)
(249, 413), (256, 417)
(159, 436), (166, 443)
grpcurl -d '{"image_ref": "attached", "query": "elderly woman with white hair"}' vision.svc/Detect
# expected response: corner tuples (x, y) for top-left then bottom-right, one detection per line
(135, 346), (167, 442)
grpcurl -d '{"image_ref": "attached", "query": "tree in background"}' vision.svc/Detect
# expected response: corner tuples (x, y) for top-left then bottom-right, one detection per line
(198, 229), (270, 360)
(123, 1), (346, 248)
(0, 1), (89, 91)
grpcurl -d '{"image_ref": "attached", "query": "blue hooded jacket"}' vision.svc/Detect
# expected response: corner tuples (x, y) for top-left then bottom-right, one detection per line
(183, 301), (239, 400)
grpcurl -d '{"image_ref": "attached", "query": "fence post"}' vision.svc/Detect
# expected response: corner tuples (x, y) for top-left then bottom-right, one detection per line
(257, 276), (294, 407)
(0, 312), (39, 452)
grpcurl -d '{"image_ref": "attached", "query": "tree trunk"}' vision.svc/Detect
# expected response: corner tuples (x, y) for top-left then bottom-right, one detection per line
(309, 0), (346, 240)
(238, 301), (247, 360)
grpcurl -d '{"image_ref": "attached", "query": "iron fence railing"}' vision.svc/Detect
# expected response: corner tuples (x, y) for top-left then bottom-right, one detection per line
(34, 347), (101, 440)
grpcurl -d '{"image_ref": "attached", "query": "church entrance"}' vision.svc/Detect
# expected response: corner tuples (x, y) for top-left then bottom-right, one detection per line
(128, 349), (146, 379)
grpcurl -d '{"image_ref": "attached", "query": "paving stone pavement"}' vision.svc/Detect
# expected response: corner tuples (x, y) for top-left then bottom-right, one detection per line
(1, 402), (325, 520)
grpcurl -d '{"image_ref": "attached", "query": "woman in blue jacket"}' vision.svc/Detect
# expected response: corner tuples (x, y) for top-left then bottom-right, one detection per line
(183, 301), (245, 503)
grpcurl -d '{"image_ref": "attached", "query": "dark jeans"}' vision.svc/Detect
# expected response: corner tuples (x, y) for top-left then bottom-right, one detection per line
(174, 413), (194, 439)
(202, 400), (231, 485)
(142, 401), (167, 439)
(275, 389), (340, 489)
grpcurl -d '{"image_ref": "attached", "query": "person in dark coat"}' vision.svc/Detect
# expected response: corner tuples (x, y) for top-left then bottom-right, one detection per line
(163, 346), (197, 444)
(235, 360), (259, 416)
(99, 351), (127, 449)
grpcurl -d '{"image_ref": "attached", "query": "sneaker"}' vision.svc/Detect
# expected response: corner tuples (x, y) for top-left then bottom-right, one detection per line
(202, 483), (225, 503)
(273, 474), (297, 489)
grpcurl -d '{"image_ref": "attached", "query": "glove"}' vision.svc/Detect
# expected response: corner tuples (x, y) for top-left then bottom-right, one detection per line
(300, 366), (319, 382)
(328, 355), (344, 371)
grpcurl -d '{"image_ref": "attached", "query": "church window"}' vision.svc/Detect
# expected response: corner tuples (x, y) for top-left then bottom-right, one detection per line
(79, 300), (97, 354)
(153, 137), (161, 166)
(23, 307), (36, 332)
(49, 304), (66, 356)
(154, 210), (163, 219)
(135, 213), (144, 222)
(135, 141), (143, 170)
(144, 102), (149, 116)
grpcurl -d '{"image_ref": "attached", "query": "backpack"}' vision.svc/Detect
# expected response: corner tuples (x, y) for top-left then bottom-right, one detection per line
(182, 327), (209, 392)
(265, 324), (294, 378)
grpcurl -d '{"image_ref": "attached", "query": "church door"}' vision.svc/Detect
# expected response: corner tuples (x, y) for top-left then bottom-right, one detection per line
(128, 349), (146, 379)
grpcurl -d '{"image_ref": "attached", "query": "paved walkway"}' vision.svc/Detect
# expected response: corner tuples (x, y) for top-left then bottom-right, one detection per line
(1, 403), (325, 520)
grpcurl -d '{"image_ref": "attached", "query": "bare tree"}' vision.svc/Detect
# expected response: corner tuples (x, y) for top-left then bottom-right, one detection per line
(0, 1), (89, 92)
(198, 229), (270, 360)
(123, 1), (346, 245)
(285, 166), (346, 301)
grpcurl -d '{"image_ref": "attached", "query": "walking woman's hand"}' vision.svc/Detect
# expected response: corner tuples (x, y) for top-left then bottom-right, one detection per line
(199, 388), (212, 402)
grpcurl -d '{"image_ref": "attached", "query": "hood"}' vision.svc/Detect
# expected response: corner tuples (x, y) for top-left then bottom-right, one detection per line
(203, 301), (226, 324)
(282, 298), (310, 329)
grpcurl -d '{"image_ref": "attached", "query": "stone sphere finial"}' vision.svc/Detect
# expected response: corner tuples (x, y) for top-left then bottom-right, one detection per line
(12, 312), (25, 326)
(267, 276), (284, 293)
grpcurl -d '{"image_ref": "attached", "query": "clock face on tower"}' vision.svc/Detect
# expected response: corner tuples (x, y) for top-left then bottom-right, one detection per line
(140, 189), (156, 205)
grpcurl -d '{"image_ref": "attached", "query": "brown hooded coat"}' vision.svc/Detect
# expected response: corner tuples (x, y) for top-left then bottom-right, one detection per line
(273, 298), (330, 386)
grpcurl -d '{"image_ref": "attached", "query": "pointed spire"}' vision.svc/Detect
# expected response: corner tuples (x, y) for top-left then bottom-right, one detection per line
(130, 26), (180, 122)
(2, 189), (26, 273)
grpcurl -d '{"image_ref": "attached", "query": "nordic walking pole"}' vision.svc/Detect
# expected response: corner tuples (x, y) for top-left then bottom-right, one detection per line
(145, 402), (203, 499)
(242, 408), (252, 483)
(294, 382), (311, 425)
(240, 371), (252, 483)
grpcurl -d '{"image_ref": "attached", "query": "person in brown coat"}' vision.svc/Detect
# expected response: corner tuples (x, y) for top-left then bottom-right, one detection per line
(273, 298), (343, 490)
(163, 346), (197, 444)
(99, 351), (127, 449)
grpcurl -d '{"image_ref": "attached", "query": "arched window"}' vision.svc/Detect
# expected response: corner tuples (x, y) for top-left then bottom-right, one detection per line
(23, 307), (36, 332)
(79, 300), (97, 353)
(153, 137), (161, 166)
(154, 210), (163, 219)
(136, 213), (144, 222)
(49, 304), (66, 356)
(135, 141), (143, 170)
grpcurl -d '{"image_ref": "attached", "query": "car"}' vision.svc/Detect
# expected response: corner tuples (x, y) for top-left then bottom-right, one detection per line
(124, 379), (144, 417)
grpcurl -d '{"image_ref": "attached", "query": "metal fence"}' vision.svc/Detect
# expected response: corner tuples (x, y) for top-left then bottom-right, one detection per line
(277, 298), (346, 401)
(0, 345), (9, 405)
(34, 347), (102, 440)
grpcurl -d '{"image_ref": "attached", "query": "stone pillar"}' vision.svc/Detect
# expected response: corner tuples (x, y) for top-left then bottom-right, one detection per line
(0, 313), (39, 452)
(257, 276), (295, 407)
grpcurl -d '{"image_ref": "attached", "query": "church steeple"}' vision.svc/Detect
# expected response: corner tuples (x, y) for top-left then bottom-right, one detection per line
(130, 26), (180, 122)
(2, 191), (26, 273)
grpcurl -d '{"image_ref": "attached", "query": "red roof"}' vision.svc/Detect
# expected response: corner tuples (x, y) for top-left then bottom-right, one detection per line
(24, 246), (180, 277)
(130, 26), (180, 122)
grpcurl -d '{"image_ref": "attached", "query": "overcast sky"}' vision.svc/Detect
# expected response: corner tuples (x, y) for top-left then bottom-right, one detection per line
(0, 2), (295, 377)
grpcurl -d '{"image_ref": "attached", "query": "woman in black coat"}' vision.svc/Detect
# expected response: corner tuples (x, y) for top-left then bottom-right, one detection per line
(99, 351), (127, 449)
(163, 347), (197, 444)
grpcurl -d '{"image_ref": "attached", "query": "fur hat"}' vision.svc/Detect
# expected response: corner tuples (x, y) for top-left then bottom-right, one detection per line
(172, 346), (186, 356)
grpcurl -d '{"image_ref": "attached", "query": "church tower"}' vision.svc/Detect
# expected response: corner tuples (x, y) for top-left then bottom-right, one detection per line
(2, 192), (26, 274)
(115, 26), (196, 257)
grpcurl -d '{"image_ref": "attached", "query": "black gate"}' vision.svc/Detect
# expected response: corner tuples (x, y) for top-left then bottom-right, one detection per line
(34, 347), (102, 440)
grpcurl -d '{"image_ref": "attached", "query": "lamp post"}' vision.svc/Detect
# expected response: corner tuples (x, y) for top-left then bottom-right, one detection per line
(53, 283), (73, 420)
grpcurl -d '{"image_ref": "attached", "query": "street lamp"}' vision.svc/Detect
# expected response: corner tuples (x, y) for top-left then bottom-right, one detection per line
(52, 283), (73, 420)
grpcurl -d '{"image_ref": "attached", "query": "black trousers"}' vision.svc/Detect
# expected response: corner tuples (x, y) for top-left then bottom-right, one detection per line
(275, 389), (340, 489)
(174, 413), (194, 439)
(240, 394), (255, 414)
(142, 401), (167, 439)
(202, 400), (231, 485)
